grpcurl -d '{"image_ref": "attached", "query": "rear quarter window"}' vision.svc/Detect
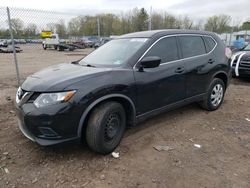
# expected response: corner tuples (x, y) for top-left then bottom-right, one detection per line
(203, 36), (216, 52)
(179, 36), (206, 58)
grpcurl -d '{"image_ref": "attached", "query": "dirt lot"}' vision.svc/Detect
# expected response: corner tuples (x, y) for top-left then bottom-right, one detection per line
(0, 44), (250, 188)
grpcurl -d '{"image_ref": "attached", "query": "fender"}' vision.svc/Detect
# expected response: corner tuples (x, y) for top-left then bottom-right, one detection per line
(230, 52), (246, 77)
(77, 94), (136, 137)
(235, 52), (246, 76)
(211, 70), (230, 88)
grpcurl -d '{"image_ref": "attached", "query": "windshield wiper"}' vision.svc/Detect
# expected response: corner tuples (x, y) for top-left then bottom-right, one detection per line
(85, 64), (96, 67)
(80, 61), (96, 67)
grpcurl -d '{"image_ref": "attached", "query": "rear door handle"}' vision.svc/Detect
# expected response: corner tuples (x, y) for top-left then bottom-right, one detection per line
(208, 59), (215, 64)
(175, 67), (185, 73)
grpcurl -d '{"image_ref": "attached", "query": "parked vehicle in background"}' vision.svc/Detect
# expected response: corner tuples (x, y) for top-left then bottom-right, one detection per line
(0, 39), (23, 53)
(73, 39), (87, 49)
(42, 33), (75, 51)
(0, 39), (8, 47)
(42, 33), (59, 49)
(231, 43), (250, 78)
(15, 30), (232, 154)
(88, 36), (100, 44)
(80, 37), (95, 48)
(18, 39), (27, 44)
(94, 37), (111, 49)
(25, 39), (43, 44)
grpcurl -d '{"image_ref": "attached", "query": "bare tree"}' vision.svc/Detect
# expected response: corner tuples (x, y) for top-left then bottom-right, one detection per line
(46, 23), (56, 33)
(241, 21), (250, 30)
(8, 18), (24, 37)
(24, 23), (38, 37)
(55, 20), (67, 37)
(204, 15), (231, 33)
(151, 12), (164, 30)
(181, 16), (193, 29)
(131, 8), (149, 31)
(163, 13), (178, 29)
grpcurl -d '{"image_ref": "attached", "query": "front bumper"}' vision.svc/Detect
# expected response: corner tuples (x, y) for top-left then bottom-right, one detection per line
(232, 67), (250, 77)
(15, 102), (81, 146)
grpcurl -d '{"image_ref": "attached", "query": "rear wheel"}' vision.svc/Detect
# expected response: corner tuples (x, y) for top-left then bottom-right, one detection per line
(86, 102), (126, 154)
(199, 78), (225, 111)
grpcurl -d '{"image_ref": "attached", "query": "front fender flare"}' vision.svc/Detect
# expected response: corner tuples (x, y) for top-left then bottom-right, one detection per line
(77, 94), (136, 137)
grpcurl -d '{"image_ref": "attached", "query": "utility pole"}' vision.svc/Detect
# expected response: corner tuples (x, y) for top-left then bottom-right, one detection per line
(97, 18), (100, 38)
(148, 6), (152, 31)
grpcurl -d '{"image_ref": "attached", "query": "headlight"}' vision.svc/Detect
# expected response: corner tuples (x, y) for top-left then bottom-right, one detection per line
(34, 90), (76, 108)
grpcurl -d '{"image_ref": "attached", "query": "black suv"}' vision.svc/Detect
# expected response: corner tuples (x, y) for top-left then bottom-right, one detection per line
(15, 30), (232, 154)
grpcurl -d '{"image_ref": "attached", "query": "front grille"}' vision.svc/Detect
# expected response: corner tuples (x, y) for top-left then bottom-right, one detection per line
(240, 61), (250, 69)
(232, 59), (250, 69)
(27, 92), (40, 102)
(16, 87), (41, 104)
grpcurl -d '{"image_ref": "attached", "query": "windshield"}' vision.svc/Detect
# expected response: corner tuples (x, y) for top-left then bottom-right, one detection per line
(244, 44), (250, 51)
(80, 38), (148, 66)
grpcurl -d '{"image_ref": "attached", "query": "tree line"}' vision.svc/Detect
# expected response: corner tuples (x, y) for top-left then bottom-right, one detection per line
(0, 8), (250, 39)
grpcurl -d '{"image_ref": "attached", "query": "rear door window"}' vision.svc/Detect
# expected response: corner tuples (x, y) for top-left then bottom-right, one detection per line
(145, 37), (179, 63)
(179, 36), (206, 58)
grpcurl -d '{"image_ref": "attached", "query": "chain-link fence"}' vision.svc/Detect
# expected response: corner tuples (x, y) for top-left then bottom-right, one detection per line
(0, 7), (101, 87)
(1, 7), (246, 87)
(0, 6), (203, 88)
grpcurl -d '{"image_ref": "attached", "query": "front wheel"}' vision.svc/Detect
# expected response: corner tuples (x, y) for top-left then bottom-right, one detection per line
(199, 78), (225, 111)
(86, 102), (126, 154)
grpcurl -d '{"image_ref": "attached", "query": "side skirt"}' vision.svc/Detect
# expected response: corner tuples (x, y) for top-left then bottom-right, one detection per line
(135, 93), (206, 124)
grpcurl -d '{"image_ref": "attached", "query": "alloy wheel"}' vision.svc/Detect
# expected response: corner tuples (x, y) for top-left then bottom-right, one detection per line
(211, 84), (223, 107)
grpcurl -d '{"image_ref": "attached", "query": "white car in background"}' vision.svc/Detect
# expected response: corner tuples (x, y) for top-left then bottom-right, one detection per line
(0, 39), (8, 47)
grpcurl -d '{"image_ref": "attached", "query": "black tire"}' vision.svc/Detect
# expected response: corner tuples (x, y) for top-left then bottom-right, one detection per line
(199, 78), (225, 111)
(86, 102), (126, 154)
(42, 44), (47, 50)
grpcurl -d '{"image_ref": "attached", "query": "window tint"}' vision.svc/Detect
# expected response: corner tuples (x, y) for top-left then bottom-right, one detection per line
(179, 36), (206, 58)
(203, 36), (216, 52)
(145, 37), (179, 63)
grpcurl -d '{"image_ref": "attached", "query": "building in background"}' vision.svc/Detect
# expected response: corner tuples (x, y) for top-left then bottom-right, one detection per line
(220, 30), (250, 47)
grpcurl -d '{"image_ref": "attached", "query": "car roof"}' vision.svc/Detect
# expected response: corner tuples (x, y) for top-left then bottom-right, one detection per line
(119, 29), (216, 39)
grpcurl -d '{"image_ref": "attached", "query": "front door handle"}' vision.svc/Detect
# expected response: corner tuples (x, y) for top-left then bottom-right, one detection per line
(175, 67), (185, 73)
(208, 59), (215, 64)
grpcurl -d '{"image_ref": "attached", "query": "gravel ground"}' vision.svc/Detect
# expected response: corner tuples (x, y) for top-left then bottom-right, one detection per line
(0, 44), (250, 188)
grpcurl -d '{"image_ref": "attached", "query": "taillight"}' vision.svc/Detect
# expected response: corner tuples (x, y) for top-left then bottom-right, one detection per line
(225, 47), (232, 59)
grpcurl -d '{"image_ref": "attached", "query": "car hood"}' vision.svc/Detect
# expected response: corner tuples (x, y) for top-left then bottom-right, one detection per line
(233, 51), (250, 61)
(21, 63), (112, 92)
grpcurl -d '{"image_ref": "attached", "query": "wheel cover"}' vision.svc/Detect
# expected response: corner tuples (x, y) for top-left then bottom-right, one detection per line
(104, 113), (120, 142)
(211, 84), (223, 107)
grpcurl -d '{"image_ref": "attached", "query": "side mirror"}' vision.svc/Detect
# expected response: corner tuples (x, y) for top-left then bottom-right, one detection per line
(139, 56), (161, 71)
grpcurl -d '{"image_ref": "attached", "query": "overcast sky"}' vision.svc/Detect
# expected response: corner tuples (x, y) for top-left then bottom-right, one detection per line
(1, 0), (250, 23)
